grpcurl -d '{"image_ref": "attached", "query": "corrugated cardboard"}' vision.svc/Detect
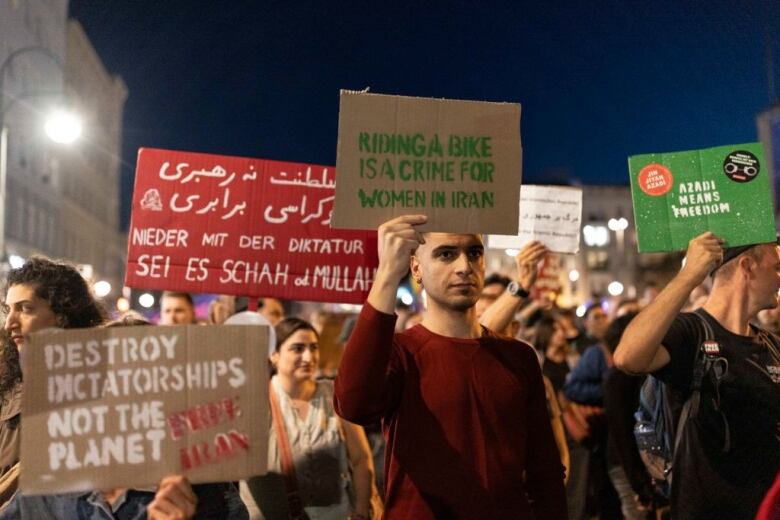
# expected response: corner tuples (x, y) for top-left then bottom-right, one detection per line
(332, 91), (522, 234)
(21, 325), (268, 494)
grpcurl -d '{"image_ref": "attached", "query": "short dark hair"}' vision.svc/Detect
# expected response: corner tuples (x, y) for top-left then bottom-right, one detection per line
(484, 274), (511, 289)
(583, 303), (605, 320)
(161, 291), (194, 308)
(274, 317), (318, 353)
(603, 312), (637, 353)
(5, 256), (106, 329)
(533, 313), (558, 352)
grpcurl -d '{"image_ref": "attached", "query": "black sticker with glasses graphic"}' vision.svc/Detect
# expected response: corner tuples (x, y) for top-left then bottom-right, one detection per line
(723, 150), (760, 183)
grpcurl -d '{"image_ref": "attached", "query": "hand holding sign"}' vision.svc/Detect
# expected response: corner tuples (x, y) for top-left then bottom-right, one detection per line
(377, 215), (427, 282)
(147, 475), (198, 520)
(369, 215), (427, 314)
(680, 232), (724, 287)
(514, 241), (549, 292)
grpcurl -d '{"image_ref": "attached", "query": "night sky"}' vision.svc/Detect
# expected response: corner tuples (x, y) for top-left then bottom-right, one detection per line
(68, 0), (780, 229)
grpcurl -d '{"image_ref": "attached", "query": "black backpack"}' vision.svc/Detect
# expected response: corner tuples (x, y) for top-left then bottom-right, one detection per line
(633, 310), (730, 497)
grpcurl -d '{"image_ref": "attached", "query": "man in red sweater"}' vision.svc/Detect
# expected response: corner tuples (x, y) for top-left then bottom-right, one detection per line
(334, 215), (567, 519)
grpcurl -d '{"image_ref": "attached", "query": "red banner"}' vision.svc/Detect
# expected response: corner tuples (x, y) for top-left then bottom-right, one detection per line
(125, 148), (378, 304)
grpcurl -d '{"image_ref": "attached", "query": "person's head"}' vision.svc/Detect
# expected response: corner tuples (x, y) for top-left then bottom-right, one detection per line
(1, 256), (106, 395)
(583, 303), (609, 339)
(603, 311), (638, 353)
(106, 315), (151, 328)
(3, 256), (106, 349)
(641, 284), (660, 306)
(259, 298), (285, 325)
(615, 298), (641, 318)
(534, 314), (567, 354)
(159, 291), (196, 325)
(475, 273), (510, 318)
(410, 233), (485, 313)
(272, 317), (319, 383)
(712, 242), (780, 314)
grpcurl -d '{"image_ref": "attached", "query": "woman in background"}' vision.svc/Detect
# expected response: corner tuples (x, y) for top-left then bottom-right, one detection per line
(244, 317), (376, 520)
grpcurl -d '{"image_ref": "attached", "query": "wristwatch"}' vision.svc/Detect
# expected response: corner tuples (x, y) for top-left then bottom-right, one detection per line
(507, 280), (530, 298)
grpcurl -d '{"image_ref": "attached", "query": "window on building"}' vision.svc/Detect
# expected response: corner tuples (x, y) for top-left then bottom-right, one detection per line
(586, 250), (609, 270)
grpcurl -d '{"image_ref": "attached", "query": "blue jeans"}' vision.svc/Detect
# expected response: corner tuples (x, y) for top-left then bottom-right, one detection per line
(0, 483), (248, 519)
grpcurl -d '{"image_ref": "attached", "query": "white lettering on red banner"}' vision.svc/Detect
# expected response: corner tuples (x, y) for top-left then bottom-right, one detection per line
(126, 148), (378, 303)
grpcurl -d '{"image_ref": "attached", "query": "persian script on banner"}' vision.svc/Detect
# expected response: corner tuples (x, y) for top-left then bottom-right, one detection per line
(488, 185), (583, 254)
(125, 148), (378, 304)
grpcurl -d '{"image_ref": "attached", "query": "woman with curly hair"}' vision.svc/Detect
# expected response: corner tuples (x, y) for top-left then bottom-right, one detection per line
(0, 256), (106, 506)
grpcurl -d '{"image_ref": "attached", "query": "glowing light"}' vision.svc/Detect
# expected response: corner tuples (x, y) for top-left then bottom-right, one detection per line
(116, 297), (130, 313)
(568, 269), (580, 282)
(138, 293), (155, 308)
(8, 255), (24, 269)
(608, 281), (625, 296)
(94, 280), (111, 297)
(505, 249), (520, 257)
(576, 304), (587, 317)
(583, 225), (609, 247)
(397, 286), (414, 306)
(44, 110), (82, 144)
(608, 217), (629, 231)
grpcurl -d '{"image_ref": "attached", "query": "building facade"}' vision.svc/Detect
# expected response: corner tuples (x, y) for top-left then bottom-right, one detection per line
(0, 0), (126, 302)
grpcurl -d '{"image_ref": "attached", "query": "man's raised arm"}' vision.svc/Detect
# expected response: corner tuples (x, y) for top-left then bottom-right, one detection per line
(479, 241), (547, 333)
(334, 215), (427, 424)
(614, 232), (723, 374)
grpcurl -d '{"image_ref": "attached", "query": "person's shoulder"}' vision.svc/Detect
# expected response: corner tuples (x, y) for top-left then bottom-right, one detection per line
(486, 333), (540, 360)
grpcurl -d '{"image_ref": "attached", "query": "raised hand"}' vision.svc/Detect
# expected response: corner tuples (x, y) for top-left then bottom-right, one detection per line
(680, 232), (724, 286)
(376, 215), (428, 285)
(515, 241), (549, 292)
(147, 475), (198, 520)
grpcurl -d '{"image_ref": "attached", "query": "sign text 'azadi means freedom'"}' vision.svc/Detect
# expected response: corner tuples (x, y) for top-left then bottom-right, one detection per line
(332, 91), (522, 234)
(20, 325), (268, 494)
(126, 148), (378, 303)
(629, 142), (776, 252)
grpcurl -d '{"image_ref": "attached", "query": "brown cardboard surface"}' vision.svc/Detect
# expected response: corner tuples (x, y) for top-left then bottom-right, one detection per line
(20, 325), (269, 494)
(332, 91), (522, 233)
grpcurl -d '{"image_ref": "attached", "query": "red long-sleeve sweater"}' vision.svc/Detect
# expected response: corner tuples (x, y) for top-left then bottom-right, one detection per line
(334, 304), (567, 519)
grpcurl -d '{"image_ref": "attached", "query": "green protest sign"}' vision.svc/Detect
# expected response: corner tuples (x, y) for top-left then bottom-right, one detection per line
(628, 142), (776, 252)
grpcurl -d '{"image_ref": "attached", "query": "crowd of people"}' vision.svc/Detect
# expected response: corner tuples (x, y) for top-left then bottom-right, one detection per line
(0, 216), (777, 519)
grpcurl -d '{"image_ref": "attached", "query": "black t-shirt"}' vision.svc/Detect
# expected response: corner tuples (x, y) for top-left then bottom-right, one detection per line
(655, 310), (780, 520)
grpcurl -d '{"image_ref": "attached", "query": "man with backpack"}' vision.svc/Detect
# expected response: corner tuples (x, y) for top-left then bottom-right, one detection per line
(614, 232), (780, 519)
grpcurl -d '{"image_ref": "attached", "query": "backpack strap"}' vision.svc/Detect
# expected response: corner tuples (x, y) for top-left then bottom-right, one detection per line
(672, 310), (730, 465)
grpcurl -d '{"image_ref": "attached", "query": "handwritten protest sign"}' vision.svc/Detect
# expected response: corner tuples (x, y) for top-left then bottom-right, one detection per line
(629, 142), (776, 252)
(488, 185), (582, 253)
(332, 91), (522, 234)
(126, 148), (378, 304)
(21, 325), (268, 494)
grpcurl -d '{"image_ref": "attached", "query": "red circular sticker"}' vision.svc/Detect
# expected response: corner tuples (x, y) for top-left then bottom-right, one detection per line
(638, 164), (673, 196)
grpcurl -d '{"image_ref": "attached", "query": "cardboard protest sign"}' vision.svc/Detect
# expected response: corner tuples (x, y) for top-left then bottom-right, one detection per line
(488, 185), (582, 253)
(21, 325), (268, 494)
(332, 91), (522, 234)
(126, 148), (378, 304)
(629, 142), (776, 252)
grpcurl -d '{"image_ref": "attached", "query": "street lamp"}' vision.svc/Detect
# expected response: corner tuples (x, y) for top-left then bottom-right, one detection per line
(0, 46), (82, 264)
(44, 110), (82, 144)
